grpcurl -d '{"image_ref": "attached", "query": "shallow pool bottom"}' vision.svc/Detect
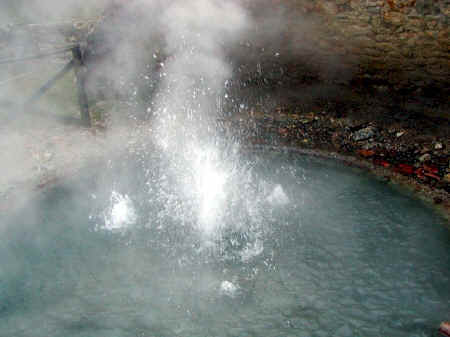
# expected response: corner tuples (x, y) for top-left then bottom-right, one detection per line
(1, 150), (449, 337)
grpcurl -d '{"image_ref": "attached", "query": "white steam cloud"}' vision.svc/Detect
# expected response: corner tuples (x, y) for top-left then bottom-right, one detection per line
(152, 0), (250, 149)
(0, 0), (344, 232)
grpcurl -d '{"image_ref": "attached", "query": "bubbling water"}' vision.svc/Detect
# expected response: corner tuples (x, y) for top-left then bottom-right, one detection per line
(1, 150), (449, 337)
(192, 147), (228, 234)
(103, 191), (137, 231)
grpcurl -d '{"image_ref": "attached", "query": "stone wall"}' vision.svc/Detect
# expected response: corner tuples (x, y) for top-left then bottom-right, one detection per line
(254, 0), (449, 91)
(6, 1), (445, 93)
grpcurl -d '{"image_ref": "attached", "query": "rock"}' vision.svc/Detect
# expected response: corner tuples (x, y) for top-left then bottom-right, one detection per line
(299, 118), (312, 124)
(375, 85), (389, 92)
(418, 153), (431, 162)
(361, 142), (376, 150)
(423, 164), (438, 174)
(434, 142), (443, 150)
(357, 149), (375, 158)
(316, 1), (339, 15)
(374, 159), (391, 168)
(352, 126), (377, 141)
(423, 171), (440, 180)
(444, 174), (450, 184)
(394, 163), (414, 175)
(383, 11), (405, 26)
(278, 128), (289, 137)
(420, 147), (430, 154)
(367, 6), (381, 14)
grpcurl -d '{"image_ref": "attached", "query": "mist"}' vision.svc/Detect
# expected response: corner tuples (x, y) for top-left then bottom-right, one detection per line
(0, 0), (347, 231)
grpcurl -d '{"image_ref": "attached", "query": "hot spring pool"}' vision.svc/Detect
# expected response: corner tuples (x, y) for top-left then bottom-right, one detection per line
(1, 150), (449, 337)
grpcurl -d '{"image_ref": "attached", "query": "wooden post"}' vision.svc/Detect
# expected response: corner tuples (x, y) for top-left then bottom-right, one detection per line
(72, 45), (91, 127)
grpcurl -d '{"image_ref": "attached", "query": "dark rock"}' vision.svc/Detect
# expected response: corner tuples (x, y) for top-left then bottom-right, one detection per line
(418, 153), (431, 162)
(358, 149), (376, 157)
(416, 0), (441, 15)
(352, 126), (377, 141)
(367, 6), (380, 15)
(434, 142), (443, 150)
(444, 174), (450, 184)
(394, 163), (415, 175)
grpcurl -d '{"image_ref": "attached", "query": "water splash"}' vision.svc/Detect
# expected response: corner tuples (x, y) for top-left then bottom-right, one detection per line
(219, 280), (239, 298)
(267, 184), (290, 206)
(102, 191), (137, 231)
(192, 147), (228, 233)
(240, 238), (264, 262)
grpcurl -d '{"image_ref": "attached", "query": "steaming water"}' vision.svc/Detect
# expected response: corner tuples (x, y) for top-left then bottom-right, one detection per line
(1, 150), (449, 337)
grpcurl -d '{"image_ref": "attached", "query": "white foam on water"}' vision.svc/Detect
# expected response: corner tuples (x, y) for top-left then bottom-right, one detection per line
(103, 191), (137, 231)
(240, 239), (264, 262)
(219, 280), (239, 298)
(267, 184), (290, 206)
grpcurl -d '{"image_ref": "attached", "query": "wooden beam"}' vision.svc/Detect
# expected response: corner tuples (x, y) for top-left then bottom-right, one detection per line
(72, 45), (91, 127)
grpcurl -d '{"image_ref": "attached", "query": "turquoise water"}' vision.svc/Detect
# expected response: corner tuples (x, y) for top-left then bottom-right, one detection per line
(1, 151), (449, 337)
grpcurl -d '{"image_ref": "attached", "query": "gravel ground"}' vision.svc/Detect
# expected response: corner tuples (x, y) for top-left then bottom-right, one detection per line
(0, 108), (143, 213)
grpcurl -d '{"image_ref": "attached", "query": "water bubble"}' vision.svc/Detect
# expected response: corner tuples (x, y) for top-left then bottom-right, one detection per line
(220, 280), (239, 298)
(267, 185), (290, 206)
(103, 191), (137, 232)
(240, 239), (264, 262)
(193, 147), (227, 233)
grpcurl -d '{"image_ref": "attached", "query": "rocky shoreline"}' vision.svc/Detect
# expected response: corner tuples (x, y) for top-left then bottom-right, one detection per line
(221, 86), (449, 222)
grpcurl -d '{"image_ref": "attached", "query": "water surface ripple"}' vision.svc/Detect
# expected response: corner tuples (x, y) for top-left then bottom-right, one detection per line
(1, 151), (449, 337)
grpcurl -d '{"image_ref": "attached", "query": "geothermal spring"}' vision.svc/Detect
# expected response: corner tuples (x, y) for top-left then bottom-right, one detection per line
(1, 1), (449, 337)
